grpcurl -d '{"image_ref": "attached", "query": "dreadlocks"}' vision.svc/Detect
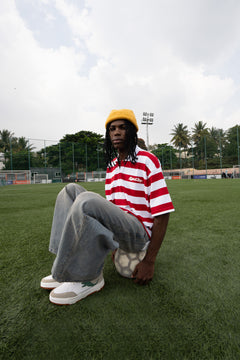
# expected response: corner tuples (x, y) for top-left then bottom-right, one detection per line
(104, 120), (138, 168)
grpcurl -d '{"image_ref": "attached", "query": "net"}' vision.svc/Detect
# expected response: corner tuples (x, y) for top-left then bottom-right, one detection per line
(0, 170), (31, 185)
(233, 165), (240, 178)
(33, 173), (49, 184)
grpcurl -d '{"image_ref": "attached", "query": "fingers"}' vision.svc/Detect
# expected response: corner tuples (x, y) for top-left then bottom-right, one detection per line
(131, 268), (137, 278)
(133, 277), (152, 286)
(131, 261), (154, 285)
(132, 270), (152, 285)
(111, 249), (117, 262)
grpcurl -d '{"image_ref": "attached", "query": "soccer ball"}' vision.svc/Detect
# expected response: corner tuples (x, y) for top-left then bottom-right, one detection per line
(114, 248), (147, 278)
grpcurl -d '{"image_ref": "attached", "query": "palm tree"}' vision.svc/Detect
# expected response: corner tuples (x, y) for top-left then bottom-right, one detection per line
(170, 123), (190, 149)
(191, 121), (209, 146)
(209, 127), (226, 154)
(17, 137), (34, 152)
(209, 127), (219, 143)
(170, 123), (190, 168)
(0, 129), (15, 153)
(191, 121), (209, 166)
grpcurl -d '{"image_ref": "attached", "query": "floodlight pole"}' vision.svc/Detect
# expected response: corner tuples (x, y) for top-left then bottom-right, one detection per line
(141, 112), (154, 150)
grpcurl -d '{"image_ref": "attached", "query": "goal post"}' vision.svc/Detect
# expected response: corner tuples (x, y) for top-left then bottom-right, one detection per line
(0, 170), (31, 185)
(163, 170), (183, 180)
(33, 173), (49, 184)
(233, 165), (240, 178)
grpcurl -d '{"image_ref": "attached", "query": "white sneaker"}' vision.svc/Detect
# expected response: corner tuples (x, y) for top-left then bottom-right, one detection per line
(40, 275), (62, 290)
(49, 273), (105, 305)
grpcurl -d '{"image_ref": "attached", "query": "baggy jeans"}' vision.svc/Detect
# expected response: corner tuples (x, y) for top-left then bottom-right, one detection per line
(49, 183), (149, 282)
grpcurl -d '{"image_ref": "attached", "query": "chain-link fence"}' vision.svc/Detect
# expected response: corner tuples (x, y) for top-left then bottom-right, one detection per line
(1, 138), (105, 178)
(1, 132), (240, 181)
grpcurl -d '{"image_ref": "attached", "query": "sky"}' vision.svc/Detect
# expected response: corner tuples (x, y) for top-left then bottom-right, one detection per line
(1, 0), (240, 149)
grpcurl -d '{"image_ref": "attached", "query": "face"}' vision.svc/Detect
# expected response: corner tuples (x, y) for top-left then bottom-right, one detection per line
(109, 119), (128, 153)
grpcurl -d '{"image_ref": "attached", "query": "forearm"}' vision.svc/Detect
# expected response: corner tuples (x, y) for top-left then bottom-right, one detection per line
(144, 213), (170, 264)
(132, 212), (170, 285)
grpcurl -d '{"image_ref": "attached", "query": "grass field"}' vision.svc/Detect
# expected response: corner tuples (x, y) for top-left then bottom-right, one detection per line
(0, 180), (240, 359)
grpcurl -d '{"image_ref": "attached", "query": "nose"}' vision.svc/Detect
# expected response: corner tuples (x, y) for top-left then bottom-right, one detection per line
(113, 127), (121, 136)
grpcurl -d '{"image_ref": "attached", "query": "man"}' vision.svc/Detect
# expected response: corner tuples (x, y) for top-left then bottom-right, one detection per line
(41, 109), (174, 305)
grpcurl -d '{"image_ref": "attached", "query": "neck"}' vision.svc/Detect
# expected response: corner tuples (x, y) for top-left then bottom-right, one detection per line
(118, 150), (128, 161)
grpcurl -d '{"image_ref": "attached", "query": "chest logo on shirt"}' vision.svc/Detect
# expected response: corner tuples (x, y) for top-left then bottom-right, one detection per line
(128, 176), (143, 183)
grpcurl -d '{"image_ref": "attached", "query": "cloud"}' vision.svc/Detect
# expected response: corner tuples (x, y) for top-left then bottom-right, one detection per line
(0, 0), (240, 149)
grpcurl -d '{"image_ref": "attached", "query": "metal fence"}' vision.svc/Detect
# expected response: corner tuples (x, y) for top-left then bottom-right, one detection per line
(1, 133), (240, 180)
(1, 139), (106, 177)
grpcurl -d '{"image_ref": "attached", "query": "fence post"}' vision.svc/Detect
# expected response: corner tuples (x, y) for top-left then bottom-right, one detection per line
(179, 143), (182, 170)
(96, 146), (100, 171)
(192, 145), (194, 178)
(219, 131), (222, 176)
(85, 143), (88, 172)
(170, 148), (172, 172)
(161, 147), (164, 170)
(204, 136), (207, 177)
(44, 140), (47, 172)
(10, 137), (13, 171)
(28, 139), (31, 170)
(72, 143), (75, 174)
(59, 143), (62, 176)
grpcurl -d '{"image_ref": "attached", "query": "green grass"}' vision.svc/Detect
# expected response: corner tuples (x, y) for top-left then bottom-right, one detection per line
(0, 180), (240, 360)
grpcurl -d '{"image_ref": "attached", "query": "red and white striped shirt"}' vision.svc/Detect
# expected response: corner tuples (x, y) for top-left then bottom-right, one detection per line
(105, 146), (175, 237)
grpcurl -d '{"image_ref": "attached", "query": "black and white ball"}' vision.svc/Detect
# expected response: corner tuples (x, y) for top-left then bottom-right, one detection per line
(114, 248), (147, 278)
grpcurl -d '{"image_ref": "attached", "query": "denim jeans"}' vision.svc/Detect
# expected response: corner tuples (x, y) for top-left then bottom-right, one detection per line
(49, 183), (149, 282)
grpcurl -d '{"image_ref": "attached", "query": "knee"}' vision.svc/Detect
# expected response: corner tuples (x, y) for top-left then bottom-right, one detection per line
(73, 191), (102, 216)
(65, 183), (78, 193)
(65, 183), (85, 201)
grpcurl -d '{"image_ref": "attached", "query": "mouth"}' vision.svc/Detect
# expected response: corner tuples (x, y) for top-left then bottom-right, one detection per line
(112, 139), (123, 144)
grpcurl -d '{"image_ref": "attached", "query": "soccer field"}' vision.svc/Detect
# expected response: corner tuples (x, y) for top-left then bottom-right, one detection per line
(0, 180), (239, 359)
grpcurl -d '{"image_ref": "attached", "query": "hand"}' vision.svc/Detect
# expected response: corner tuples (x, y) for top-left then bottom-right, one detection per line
(131, 259), (155, 285)
(111, 249), (117, 262)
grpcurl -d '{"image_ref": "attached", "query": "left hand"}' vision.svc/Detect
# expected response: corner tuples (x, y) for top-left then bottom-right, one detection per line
(131, 259), (155, 285)
(111, 249), (117, 262)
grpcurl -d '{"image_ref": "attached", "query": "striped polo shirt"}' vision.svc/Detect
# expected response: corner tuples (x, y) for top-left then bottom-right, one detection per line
(105, 146), (175, 237)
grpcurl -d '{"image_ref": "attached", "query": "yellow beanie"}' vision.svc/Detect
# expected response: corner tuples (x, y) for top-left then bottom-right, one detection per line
(105, 109), (139, 132)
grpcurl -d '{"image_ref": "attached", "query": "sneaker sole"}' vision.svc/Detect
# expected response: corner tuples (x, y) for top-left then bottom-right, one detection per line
(49, 279), (105, 305)
(40, 281), (62, 290)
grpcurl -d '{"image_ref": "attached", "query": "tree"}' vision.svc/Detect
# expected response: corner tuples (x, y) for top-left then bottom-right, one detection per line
(61, 131), (105, 173)
(62, 131), (104, 145)
(137, 138), (147, 150)
(0, 130), (17, 168)
(170, 123), (190, 149)
(0, 129), (16, 153)
(35, 130), (106, 175)
(151, 144), (178, 170)
(3, 135), (34, 170)
(201, 127), (226, 168)
(16, 137), (34, 152)
(0, 130), (39, 170)
(191, 121), (209, 146)
(191, 121), (209, 166)
(224, 125), (240, 166)
(209, 127), (218, 143)
(170, 123), (190, 168)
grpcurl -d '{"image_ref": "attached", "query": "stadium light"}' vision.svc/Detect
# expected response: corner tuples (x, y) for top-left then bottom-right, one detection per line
(141, 112), (154, 149)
